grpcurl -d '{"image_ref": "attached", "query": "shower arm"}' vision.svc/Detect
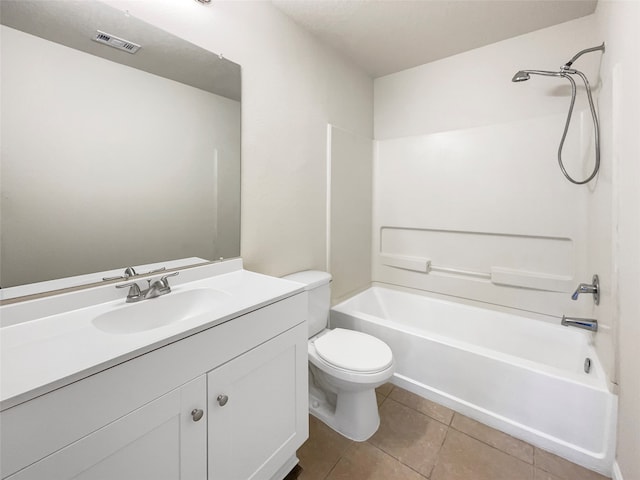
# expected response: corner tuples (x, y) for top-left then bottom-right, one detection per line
(562, 43), (605, 69)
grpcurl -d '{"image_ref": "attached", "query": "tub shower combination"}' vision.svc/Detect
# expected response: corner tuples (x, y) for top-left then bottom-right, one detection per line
(332, 43), (614, 475)
(331, 286), (616, 475)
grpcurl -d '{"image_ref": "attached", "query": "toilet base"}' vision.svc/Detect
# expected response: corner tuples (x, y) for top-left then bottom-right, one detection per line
(308, 386), (381, 442)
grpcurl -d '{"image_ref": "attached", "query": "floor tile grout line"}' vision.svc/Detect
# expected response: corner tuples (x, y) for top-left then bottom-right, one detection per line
(426, 419), (454, 479)
(448, 427), (538, 472)
(448, 415), (535, 466)
(376, 384), (395, 401)
(384, 388), (454, 426)
(364, 438), (414, 475)
(322, 441), (355, 480)
(367, 397), (450, 478)
(364, 441), (430, 479)
(375, 395), (452, 476)
(383, 396), (452, 431)
(532, 457), (610, 480)
(321, 456), (341, 480)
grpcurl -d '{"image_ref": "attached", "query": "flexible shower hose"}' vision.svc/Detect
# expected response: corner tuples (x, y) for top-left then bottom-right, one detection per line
(557, 70), (601, 185)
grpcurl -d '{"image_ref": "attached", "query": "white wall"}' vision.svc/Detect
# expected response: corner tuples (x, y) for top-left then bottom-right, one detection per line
(1, 25), (240, 286)
(375, 15), (601, 140)
(103, 0), (373, 279)
(327, 125), (372, 303)
(373, 15), (603, 322)
(594, 2), (640, 479)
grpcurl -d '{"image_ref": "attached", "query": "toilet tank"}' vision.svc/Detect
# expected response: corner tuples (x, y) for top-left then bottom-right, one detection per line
(282, 270), (332, 338)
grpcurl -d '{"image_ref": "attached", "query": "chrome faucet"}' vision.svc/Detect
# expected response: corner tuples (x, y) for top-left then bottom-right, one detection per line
(571, 274), (599, 305)
(561, 315), (598, 332)
(143, 272), (179, 299)
(116, 271), (179, 303)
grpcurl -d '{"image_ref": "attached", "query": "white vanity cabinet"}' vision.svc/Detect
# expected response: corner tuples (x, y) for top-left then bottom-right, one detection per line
(208, 326), (303, 480)
(6, 376), (208, 480)
(1, 285), (308, 480)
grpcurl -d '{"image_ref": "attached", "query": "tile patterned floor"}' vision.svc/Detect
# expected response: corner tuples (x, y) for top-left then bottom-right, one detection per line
(291, 384), (610, 480)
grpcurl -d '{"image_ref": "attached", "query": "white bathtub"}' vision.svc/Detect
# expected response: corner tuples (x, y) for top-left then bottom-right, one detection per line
(330, 286), (616, 476)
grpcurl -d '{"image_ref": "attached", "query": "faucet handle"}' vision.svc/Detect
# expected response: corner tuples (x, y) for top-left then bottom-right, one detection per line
(123, 266), (138, 277)
(116, 281), (141, 291)
(570, 274), (600, 305)
(159, 271), (179, 288)
(116, 281), (143, 302)
(102, 275), (125, 281)
(143, 266), (166, 276)
(103, 266), (138, 281)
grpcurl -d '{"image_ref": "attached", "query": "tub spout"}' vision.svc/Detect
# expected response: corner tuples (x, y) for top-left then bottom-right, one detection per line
(561, 315), (598, 332)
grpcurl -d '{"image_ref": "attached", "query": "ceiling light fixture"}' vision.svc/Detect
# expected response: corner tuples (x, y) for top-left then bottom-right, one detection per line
(195, 0), (212, 4)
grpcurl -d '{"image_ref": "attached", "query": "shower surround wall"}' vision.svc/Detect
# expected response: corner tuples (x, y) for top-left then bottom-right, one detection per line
(373, 14), (614, 378)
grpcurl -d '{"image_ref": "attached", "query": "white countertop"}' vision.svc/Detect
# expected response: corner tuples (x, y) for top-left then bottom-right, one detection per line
(0, 260), (304, 410)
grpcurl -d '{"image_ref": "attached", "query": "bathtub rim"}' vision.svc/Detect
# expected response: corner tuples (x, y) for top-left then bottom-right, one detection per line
(368, 281), (576, 325)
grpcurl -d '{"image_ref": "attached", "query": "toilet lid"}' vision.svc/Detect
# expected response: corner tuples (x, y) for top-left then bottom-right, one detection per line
(313, 329), (393, 373)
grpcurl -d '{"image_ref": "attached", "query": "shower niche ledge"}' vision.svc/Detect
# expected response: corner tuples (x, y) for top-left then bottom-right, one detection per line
(0, 259), (308, 480)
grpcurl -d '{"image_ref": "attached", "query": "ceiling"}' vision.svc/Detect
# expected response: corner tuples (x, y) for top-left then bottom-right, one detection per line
(271, 0), (598, 78)
(1, 0), (241, 100)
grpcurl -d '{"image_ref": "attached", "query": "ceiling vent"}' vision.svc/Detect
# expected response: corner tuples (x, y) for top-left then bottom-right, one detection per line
(93, 30), (141, 54)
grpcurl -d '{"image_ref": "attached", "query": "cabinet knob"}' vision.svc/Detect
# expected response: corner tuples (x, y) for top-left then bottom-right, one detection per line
(217, 394), (229, 407)
(191, 408), (204, 422)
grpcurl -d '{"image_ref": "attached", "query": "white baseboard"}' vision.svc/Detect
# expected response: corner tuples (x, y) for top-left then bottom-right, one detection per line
(612, 461), (624, 480)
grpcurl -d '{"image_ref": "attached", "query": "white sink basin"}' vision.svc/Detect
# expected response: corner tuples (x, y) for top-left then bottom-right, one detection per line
(92, 288), (230, 334)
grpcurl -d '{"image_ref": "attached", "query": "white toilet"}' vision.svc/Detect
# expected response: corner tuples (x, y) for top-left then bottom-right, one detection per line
(284, 270), (394, 441)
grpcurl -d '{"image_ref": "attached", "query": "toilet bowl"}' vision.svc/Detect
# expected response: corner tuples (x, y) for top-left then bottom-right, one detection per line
(308, 327), (394, 440)
(283, 271), (395, 441)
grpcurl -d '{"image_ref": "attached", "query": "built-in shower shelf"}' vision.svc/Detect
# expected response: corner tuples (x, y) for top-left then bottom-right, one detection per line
(379, 253), (573, 293)
(490, 267), (573, 292)
(380, 254), (431, 272)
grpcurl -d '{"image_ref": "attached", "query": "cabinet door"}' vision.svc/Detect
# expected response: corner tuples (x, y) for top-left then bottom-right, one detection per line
(208, 324), (308, 480)
(8, 376), (207, 480)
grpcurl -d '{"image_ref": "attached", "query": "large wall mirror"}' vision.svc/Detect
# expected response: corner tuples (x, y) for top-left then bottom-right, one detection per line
(1, 0), (241, 297)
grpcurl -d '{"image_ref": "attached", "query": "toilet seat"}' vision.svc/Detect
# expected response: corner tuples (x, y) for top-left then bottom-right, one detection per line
(312, 328), (393, 373)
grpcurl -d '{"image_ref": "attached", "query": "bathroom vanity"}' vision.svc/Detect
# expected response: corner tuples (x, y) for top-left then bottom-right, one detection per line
(0, 259), (308, 480)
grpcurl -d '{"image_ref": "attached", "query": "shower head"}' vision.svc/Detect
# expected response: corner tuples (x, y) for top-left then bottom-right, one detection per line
(511, 69), (565, 83)
(512, 71), (530, 82)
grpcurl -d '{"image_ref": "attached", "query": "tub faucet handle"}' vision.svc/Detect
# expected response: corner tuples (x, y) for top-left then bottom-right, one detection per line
(571, 274), (599, 305)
